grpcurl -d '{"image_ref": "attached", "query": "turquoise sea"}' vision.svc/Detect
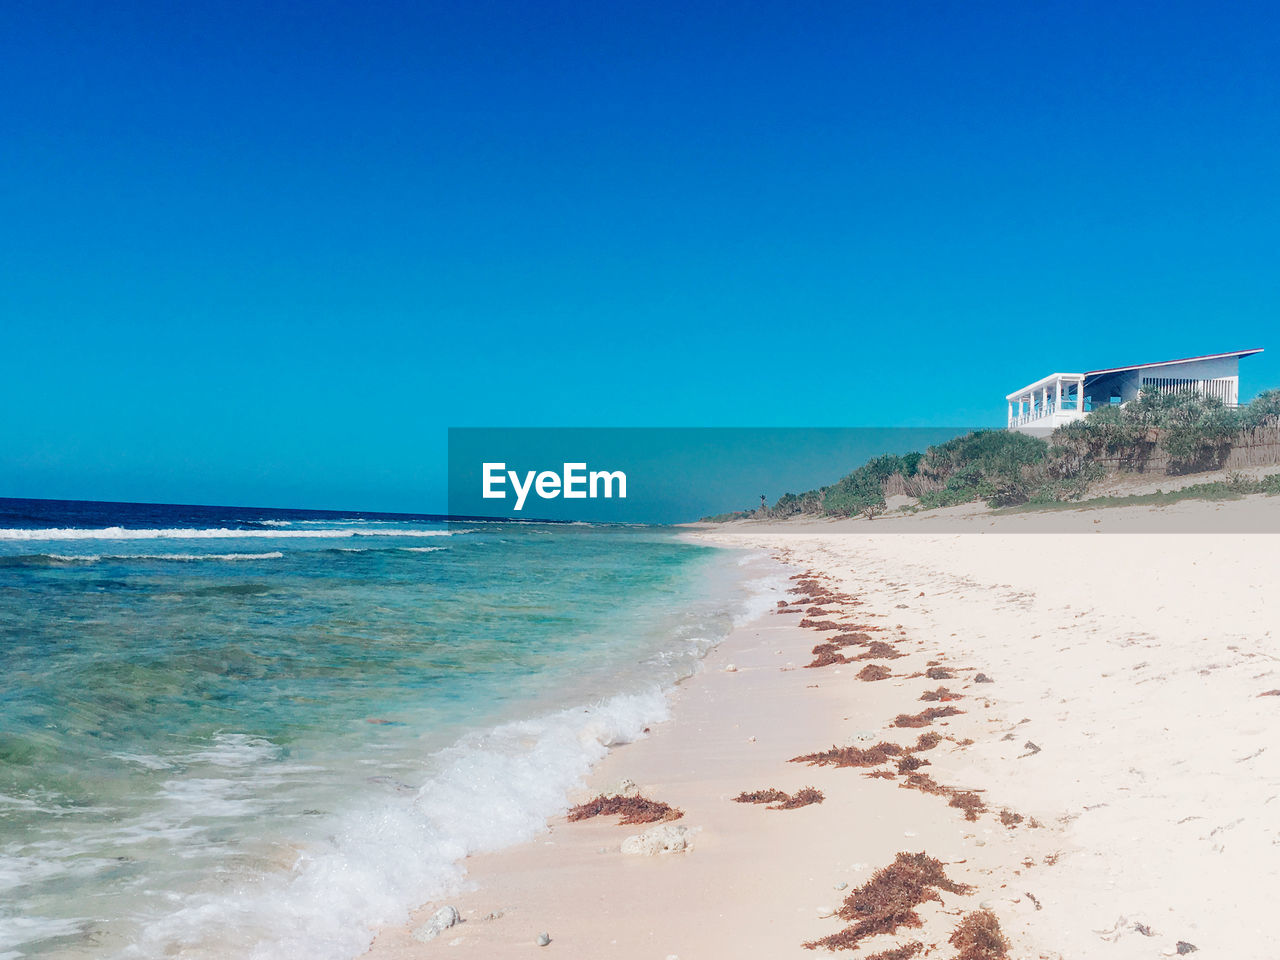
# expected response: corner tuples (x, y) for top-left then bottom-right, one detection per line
(0, 499), (779, 959)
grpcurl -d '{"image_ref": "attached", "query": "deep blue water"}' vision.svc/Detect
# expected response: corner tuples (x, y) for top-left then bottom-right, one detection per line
(0, 499), (777, 959)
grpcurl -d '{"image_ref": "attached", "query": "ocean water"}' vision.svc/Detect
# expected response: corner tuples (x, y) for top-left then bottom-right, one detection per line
(0, 499), (780, 960)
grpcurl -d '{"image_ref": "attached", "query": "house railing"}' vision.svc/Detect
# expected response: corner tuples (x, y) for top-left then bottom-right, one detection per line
(1008, 399), (1088, 427)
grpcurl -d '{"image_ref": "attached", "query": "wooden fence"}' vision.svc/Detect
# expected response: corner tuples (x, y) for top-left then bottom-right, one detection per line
(1091, 424), (1280, 474)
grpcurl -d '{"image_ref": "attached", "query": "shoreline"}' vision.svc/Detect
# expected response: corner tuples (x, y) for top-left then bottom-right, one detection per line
(365, 501), (1280, 959)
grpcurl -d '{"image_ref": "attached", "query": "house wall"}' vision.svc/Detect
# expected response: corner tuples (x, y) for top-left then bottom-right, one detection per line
(1088, 357), (1241, 406)
(1138, 356), (1240, 404)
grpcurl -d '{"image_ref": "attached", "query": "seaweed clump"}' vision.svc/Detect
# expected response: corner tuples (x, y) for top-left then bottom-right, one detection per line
(913, 732), (942, 750)
(792, 742), (903, 768)
(865, 944), (923, 960)
(806, 645), (850, 668)
(853, 641), (904, 660)
(567, 794), (683, 825)
(858, 664), (893, 681)
(732, 787), (789, 804)
(733, 786), (825, 809)
(949, 909), (1010, 960)
(803, 851), (973, 951)
(899, 773), (987, 821)
(892, 706), (962, 728)
(920, 687), (961, 702)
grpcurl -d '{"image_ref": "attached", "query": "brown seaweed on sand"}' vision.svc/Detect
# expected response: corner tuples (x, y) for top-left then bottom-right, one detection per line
(949, 909), (1011, 960)
(892, 706), (962, 728)
(774, 786), (824, 809)
(852, 641), (904, 660)
(567, 795), (683, 825)
(799, 619), (845, 631)
(857, 664), (893, 681)
(919, 686), (962, 702)
(925, 666), (955, 680)
(792, 742), (904, 768)
(733, 786), (824, 809)
(829, 631), (875, 645)
(803, 851), (974, 951)
(806, 643), (851, 668)
(898, 773), (987, 821)
(866, 944), (923, 960)
(999, 809), (1024, 827)
(733, 787), (789, 804)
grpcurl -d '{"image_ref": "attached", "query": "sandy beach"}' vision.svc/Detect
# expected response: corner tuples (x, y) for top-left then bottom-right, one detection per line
(365, 497), (1280, 959)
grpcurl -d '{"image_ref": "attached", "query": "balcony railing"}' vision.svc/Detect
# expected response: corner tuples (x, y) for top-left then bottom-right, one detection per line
(1008, 399), (1088, 428)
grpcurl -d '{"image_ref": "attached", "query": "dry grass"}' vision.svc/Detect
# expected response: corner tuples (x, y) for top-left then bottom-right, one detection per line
(566, 794), (683, 825)
(803, 851), (974, 951)
(949, 909), (1010, 960)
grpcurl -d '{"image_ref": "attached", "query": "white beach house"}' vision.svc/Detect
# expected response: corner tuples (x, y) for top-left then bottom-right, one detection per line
(1006, 348), (1263, 436)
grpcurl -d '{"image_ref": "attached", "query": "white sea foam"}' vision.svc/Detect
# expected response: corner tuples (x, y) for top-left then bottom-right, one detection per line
(42, 551), (286, 563)
(0, 915), (86, 955)
(399, 546), (444, 553)
(0, 527), (462, 541)
(125, 690), (668, 960)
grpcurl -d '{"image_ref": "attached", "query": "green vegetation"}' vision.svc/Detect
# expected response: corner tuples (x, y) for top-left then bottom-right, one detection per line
(998, 471), (1280, 514)
(703, 387), (1280, 521)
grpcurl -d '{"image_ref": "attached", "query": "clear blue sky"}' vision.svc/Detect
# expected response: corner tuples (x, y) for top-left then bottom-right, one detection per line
(3, 1), (1277, 512)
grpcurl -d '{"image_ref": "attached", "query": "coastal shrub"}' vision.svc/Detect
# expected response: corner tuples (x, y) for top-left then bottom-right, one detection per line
(911, 429), (1053, 509)
(1240, 389), (1280, 430)
(1134, 389), (1240, 472)
(918, 430), (1047, 485)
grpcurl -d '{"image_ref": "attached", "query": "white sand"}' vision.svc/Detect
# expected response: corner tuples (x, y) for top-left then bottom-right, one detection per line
(366, 497), (1280, 959)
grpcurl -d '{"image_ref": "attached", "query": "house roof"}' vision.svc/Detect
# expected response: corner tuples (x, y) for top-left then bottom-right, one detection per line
(1084, 348), (1263, 379)
(1005, 372), (1084, 401)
